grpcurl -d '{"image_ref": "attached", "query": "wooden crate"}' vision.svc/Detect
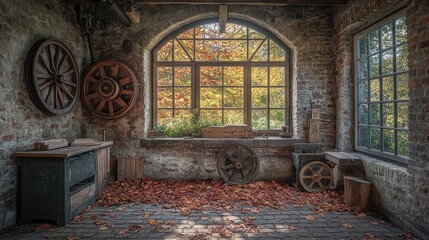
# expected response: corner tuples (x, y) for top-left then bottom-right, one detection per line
(118, 157), (143, 181)
(201, 125), (253, 138)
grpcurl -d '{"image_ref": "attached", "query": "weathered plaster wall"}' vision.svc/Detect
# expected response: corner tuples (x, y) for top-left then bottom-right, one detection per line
(0, 0), (90, 230)
(333, 0), (429, 238)
(85, 5), (337, 179)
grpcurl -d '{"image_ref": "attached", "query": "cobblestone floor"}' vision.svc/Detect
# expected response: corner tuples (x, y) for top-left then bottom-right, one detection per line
(0, 204), (417, 240)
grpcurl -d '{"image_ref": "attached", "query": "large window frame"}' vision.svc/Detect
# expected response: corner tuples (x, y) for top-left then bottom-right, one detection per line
(354, 9), (409, 164)
(152, 18), (292, 132)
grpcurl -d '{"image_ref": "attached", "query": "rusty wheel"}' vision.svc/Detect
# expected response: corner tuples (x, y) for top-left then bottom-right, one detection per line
(299, 161), (333, 192)
(82, 60), (138, 119)
(25, 39), (79, 116)
(217, 144), (260, 185)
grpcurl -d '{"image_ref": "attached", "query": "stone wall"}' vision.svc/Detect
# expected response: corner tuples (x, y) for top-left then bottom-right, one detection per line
(333, 0), (429, 238)
(85, 5), (337, 178)
(0, 0), (90, 231)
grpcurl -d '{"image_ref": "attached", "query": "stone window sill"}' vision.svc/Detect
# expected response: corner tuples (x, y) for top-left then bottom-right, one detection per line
(140, 137), (302, 149)
(353, 152), (409, 174)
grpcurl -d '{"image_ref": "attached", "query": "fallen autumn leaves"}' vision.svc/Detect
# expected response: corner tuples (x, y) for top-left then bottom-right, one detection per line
(95, 178), (352, 214)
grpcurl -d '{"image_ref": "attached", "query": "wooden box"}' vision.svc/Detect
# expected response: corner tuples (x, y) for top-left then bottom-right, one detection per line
(201, 125), (253, 138)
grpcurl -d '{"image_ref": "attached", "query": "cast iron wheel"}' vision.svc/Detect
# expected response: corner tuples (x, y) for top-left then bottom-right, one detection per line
(25, 39), (79, 116)
(217, 144), (260, 185)
(299, 161), (333, 192)
(82, 60), (139, 119)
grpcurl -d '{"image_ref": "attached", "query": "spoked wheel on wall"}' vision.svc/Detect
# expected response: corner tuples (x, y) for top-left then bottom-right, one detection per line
(299, 161), (333, 192)
(216, 144), (260, 185)
(24, 39), (79, 116)
(82, 60), (139, 119)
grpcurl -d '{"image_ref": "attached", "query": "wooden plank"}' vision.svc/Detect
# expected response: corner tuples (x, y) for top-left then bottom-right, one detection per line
(309, 119), (320, 143)
(71, 138), (101, 146)
(201, 125), (253, 138)
(135, 158), (144, 179)
(97, 147), (111, 195)
(344, 176), (371, 212)
(218, 5), (228, 33)
(70, 183), (96, 211)
(14, 141), (113, 158)
(118, 158), (135, 181)
(34, 139), (68, 151)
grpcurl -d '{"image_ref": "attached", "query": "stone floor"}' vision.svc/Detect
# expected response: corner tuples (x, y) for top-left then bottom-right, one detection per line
(0, 204), (416, 240)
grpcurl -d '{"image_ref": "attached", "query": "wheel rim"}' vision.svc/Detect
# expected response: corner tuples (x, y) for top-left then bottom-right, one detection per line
(25, 39), (79, 116)
(216, 144), (260, 185)
(82, 60), (138, 119)
(299, 161), (333, 192)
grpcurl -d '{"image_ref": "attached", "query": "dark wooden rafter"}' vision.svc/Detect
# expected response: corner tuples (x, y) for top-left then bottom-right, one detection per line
(63, 0), (347, 6)
(218, 5), (228, 33)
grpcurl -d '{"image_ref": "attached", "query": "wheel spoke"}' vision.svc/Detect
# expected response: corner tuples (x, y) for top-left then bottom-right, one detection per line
(88, 76), (98, 85)
(321, 176), (331, 179)
(112, 64), (120, 78)
(115, 98), (128, 108)
(64, 81), (77, 88)
(302, 176), (312, 179)
(38, 55), (54, 75)
(57, 54), (68, 71)
(237, 146), (244, 160)
(59, 85), (74, 99)
(38, 80), (52, 90)
(53, 86), (58, 109)
(62, 68), (75, 76)
(221, 164), (234, 170)
(87, 92), (100, 100)
(309, 181), (315, 189)
(108, 101), (114, 114)
(120, 89), (133, 95)
(99, 66), (106, 78)
(57, 87), (66, 108)
(53, 45), (60, 71)
(225, 152), (236, 162)
(119, 76), (132, 86)
(46, 45), (56, 72)
(240, 169), (246, 179)
(229, 169), (237, 181)
(45, 85), (53, 103)
(96, 99), (107, 112)
(317, 182), (322, 188)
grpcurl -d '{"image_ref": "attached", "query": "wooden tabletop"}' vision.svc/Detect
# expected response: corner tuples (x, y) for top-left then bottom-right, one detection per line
(14, 141), (113, 158)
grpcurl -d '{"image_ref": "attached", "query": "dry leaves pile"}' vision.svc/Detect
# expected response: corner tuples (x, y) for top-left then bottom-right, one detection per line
(95, 178), (351, 214)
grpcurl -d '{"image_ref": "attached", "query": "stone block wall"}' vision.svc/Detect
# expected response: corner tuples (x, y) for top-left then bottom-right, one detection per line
(0, 0), (90, 231)
(84, 5), (337, 179)
(333, 0), (429, 238)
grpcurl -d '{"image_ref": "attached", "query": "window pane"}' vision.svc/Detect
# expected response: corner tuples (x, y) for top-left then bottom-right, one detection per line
(157, 109), (173, 125)
(358, 126), (369, 148)
(270, 40), (286, 61)
(200, 110), (222, 123)
(396, 44), (408, 72)
(174, 67), (191, 86)
(224, 66), (244, 86)
(397, 73), (409, 99)
(395, 17), (407, 44)
(270, 67), (285, 86)
(157, 67), (173, 86)
(382, 76), (394, 100)
(249, 28), (265, 39)
(174, 87), (191, 108)
(381, 23), (393, 49)
(200, 66), (222, 86)
(358, 59), (368, 79)
(369, 30), (379, 54)
(251, 67), (268, 86)
(359, 37), (368, 58)
(224, 87), (244, 108)
(178, 40), (194, 60)
(174, 39), (191, 61)
(398, 130), (409, 157)
(174, 109), (192, 119)
(383, 129), (395, 154)
(251, 39), (268, 61)
(157, 40), (172, 61)
(270, 109), (284, 129)
(200, 87), (222, 108)
(270, 87), (285, 108)
(196, 40), (247, 61)
(370, 78), (380, 101)
(381, 49), (394, 75)
(249, 40), (264, 60)
(358, 80), (368, 102)
(157, 87), (173, 108)
(382, 103), (394, 127)
(397, 102), (408, 128)
(195, 23), (246, 39)
(370, 103), (380, 125)
(370, 127), (381, 150)
(358, 104), (368, 124)
(369, 54), (379, 78)
(251, 88), (268, 107)
(252, 110), (268, 129)
(224, 110), (244, 125)
(177, 28), (194, 39)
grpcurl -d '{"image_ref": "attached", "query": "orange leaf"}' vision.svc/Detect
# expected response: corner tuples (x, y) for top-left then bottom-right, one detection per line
(305, 215), (316, 221)
(342, 223), (353, 229)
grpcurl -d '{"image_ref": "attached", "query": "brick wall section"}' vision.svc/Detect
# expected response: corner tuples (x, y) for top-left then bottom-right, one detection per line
(86, 5), (337, 178)
(333, 0), (429, 238)
(0, 0), (90, 231)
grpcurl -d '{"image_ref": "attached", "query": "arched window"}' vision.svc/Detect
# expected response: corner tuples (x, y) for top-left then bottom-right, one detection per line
(153, 19), (291, 131)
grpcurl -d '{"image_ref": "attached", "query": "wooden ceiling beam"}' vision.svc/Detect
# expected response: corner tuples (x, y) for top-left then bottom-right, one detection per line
(63, 0), (347, 6)
(218, 5), (228, 33)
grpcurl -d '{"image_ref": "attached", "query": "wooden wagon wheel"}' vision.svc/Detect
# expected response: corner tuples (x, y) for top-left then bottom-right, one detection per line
(25, 39), (79, 116)
(299, 161), (333, 192)
(217, 144), (260, 185)
(82, 60), (138, 119)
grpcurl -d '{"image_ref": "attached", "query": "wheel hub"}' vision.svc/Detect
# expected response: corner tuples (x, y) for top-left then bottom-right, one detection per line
(97, 78), (120, 99)
(312, 173), (321, 182)
(234, 161), (243, 170)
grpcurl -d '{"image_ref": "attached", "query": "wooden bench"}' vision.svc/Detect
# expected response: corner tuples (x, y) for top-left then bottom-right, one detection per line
(325, 151), (364, 190)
